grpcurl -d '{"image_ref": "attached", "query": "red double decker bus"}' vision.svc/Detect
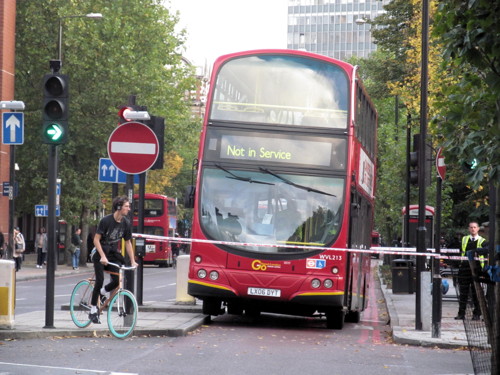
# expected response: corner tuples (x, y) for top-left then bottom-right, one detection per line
(186, 50), (377, 329)
(133, 193), (177, 267)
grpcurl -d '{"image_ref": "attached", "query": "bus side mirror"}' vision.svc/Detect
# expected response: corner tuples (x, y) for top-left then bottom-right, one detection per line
(184, 185), (195, 208)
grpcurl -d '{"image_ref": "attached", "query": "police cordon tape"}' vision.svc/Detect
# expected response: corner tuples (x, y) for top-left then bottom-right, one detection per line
(133, 233), (473, 262)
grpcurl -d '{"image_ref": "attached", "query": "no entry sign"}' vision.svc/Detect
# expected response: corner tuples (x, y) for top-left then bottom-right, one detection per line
(436, 147), (446, 180)
(107, 122), (159, 175)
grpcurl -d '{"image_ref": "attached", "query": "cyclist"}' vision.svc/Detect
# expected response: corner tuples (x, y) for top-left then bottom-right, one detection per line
(89, 196), (138, 323)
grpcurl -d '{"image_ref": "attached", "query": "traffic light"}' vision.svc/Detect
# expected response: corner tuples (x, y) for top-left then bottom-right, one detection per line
(409, 134), (419, 185)
(146, 116), (165, 170)
(118, 105), (149, 124)
(42, 74), (69, 144)
(409, 133), (432, 186)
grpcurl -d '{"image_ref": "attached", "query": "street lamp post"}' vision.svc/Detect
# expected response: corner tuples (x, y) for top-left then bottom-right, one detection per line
(58, 13), (103, 64)
(44, 12), (103, 329)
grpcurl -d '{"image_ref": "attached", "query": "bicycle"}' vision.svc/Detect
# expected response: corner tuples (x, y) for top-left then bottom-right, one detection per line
(69, 261), (138, 339)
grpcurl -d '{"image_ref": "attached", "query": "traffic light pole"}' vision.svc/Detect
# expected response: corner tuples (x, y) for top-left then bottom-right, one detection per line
(415, 0), (430, 332)
(44, 144), (58, 329)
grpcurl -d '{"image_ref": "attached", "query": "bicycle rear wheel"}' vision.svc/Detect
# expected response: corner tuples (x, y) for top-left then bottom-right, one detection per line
(69, 280), (94, 328)
(107, 289), (138, 339)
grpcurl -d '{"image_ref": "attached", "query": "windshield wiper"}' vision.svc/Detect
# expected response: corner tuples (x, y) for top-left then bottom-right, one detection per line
(215, 164), (274, 185)
(259, 167), (336, 197)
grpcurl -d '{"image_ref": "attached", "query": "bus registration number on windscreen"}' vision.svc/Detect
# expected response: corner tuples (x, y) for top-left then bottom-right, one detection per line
(248, 287), (281, 297)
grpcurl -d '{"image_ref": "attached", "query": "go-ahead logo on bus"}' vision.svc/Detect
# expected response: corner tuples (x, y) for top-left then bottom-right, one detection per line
(306, 258), (326, 269)
(251, 260), (281, 271)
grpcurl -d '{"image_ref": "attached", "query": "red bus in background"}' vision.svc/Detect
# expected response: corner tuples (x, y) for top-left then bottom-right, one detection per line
(133, 193), (177, 267)
(186, 50), (377, 329)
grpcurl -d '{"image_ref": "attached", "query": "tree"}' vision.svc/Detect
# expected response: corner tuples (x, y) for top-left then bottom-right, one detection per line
(15, 0), (196, 215)
(433, 0), (500, 187)
(14, 0), (198, 257)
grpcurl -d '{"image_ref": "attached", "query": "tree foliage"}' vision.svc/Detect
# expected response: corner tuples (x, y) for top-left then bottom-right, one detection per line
(14, 0), (198, 226)
(433, 0), (500, 187)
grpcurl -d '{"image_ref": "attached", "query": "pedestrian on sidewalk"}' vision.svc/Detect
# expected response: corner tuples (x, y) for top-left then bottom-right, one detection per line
(0, 230), (5, 259)
(35, 227), (48, 268)
(13, 227), (25, 272)
(455, 221), (487, 321)
(71, 228), (83, 270)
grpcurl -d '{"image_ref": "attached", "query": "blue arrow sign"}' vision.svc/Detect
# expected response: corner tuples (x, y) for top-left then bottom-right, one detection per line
(98, 158), (141, 184)
(2, 112), (24, 145)
(35, 204), (60, 217)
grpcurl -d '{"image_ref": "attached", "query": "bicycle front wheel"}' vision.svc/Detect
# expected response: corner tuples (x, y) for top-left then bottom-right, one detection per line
(69, 280), (94, 328)
(107, 290), (138, 339)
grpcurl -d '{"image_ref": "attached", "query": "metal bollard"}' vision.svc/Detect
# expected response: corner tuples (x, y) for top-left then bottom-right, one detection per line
(175, 255), (195, 304)
(0, 260), (16, 328)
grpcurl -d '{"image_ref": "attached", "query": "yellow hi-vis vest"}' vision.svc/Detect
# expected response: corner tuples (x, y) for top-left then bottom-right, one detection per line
(461, 235), (486, 268)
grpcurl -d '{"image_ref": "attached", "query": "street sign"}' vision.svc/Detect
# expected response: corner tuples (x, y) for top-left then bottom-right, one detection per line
(35, 204), (60, 217)
(2, 112), (24, 145)
(436, 147), (446, 180)
(98, 158), (141, 184)
(2, 182), (9, 196)
(107, 122), (159, 175)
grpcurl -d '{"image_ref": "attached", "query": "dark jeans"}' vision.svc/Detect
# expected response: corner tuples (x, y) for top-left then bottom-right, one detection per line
(91, 251), (123, 306)
(36, 247), (46, 266)
(457, 269), (480, 316)
(14, 256), (22, 271)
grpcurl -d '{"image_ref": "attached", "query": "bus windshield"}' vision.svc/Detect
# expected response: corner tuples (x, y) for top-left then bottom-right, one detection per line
(199, 167), (344, 253)
(210, 54), (349, 128)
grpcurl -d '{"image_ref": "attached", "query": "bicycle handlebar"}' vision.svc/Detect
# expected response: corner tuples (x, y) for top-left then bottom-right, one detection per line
(105, 261), (137, 271)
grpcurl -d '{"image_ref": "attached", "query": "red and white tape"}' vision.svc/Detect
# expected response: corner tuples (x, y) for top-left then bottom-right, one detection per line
(132, 233), (475, 262)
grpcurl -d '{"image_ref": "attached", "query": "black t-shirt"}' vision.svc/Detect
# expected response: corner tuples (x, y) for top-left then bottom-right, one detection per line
(96, 214), (132, 253)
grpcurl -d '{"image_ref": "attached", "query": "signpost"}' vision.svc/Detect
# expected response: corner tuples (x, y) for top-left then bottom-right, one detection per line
(107, 122), (159, 175)
(1, 112), (24, 145)
(98, 158), (141, 184)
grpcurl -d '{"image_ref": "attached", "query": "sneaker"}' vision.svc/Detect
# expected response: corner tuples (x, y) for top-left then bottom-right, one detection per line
(454, 314), (465, 320)
(89, 312), (101, 324)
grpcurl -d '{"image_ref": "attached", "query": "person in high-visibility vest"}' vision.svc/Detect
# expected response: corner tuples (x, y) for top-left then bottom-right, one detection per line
(454, 221), (487, 320)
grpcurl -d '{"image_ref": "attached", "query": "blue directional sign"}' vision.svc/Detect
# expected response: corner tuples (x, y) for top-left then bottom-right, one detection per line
(35, 204), (60, 217)
(98, 158), (140, 184)
(2, 112), (24, 145)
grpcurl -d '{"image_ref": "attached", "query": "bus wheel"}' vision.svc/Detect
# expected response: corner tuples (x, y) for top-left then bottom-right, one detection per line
(326, 308), (345, 330)
(202, 298), (223, 316)
(345, 310), (361, 323)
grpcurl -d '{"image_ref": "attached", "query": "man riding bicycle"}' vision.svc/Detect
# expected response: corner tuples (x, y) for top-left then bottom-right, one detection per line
(89, 196), (138, 323)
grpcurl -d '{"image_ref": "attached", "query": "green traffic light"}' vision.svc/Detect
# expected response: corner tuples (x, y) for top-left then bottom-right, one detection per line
(44, 123), (64, 141)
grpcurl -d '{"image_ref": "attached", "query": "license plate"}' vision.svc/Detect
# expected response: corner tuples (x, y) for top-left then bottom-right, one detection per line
(146, 244), (155, 253)
(247, 287), (281, 298)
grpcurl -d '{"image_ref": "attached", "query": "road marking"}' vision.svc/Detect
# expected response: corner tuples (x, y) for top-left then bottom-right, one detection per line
(0, 361), (138, 374)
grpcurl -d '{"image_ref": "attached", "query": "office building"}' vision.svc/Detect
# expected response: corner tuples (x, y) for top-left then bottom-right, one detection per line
(287, 0), (390, 60)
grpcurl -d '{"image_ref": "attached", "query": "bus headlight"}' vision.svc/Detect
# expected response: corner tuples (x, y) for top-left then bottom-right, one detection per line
(324, 279), (333, 288)
(197, 269), (207, 279)
(331, 267), (339, 274)
(311, 279), (321, 289)
(209, 271), (219, 281)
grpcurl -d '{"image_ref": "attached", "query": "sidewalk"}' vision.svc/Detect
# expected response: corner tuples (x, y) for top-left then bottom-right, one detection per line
(0, 254), (209, 339)
(0, 256), (468, 347)
(379, 264), (468, 349)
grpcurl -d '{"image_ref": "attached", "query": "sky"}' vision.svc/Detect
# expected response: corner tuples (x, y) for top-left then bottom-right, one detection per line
(166, 0), (288, 68)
